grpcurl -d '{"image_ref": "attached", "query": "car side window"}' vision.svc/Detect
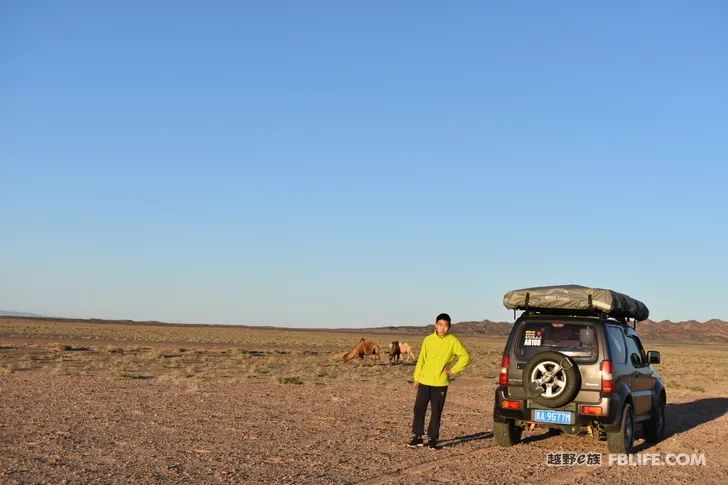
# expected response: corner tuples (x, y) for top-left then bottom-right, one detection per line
(631, 335), (648, 363)
(607, 326), (627, 363)
(625, 335), (644, 367)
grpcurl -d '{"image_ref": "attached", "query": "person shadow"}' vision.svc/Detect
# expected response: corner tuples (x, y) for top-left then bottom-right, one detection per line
(439, 431), (492, 448)
(634, 397), (728, 452)
(438, 429), (554, 449)
(439, 428), (559, 449)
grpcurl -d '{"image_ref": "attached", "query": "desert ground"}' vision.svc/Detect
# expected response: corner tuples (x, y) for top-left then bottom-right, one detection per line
(1, 317), (727, 484)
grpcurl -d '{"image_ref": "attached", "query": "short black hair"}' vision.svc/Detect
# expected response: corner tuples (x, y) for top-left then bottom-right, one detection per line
(435, 313), (451, 325)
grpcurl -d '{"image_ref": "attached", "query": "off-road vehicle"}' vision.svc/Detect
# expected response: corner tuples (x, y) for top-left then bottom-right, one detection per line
(493, 285), (666, 453)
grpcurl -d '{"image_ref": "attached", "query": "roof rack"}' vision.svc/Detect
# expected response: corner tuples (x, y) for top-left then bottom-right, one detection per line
(518, 307), (634, 327)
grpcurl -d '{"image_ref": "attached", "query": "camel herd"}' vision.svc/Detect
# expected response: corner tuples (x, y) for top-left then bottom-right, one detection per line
(342, 338), (416, 364)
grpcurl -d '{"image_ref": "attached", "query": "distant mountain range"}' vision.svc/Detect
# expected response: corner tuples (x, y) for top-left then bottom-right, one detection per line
(371, 319), (728, 343)
(630, 319), (728, 343)
(1, 312), (727, 343)
(0, 310), (45, 318)
(369, 320), (514, 336)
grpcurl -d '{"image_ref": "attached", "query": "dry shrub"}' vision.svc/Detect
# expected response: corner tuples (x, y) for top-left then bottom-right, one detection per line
(156, 351), (183, 359)
(278, 376), (303, 385)
(157, 371), (196, 384)
(46, 343), (73, 351)
(44, 343), (91, 352)
(116, 372), (154, 380)
(6, 361), (34, 372)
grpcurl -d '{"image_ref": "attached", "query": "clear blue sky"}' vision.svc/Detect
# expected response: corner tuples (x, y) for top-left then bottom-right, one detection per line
(2, 1), (726, 327)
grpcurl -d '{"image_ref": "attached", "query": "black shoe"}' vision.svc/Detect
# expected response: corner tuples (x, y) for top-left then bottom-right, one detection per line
(427, 439), (438, 450)
(407, 436), (424, 448)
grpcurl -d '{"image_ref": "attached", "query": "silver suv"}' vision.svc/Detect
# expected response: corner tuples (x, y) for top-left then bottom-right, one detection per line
(492, 286), (666, 454)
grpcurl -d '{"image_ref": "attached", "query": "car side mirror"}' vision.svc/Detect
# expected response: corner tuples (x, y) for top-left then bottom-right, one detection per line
(647, 350), (660, 364)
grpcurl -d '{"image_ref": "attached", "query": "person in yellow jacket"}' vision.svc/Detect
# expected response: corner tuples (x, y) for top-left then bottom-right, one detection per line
(407, 313), (470, 450)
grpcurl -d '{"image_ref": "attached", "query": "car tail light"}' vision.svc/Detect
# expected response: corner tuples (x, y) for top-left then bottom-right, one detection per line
(502, 399), (521, 410)
(499, 355), (509, 386)
(581, 405), (603, 416)
(601, 360), (614, 394)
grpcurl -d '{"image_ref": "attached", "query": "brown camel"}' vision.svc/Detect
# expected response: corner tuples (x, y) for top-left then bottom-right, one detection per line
(342, 338), (380, 363)
(388, 341), (401, 365)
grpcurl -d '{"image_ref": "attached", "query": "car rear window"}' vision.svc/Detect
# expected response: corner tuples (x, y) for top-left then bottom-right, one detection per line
(515, 321), (598, 361)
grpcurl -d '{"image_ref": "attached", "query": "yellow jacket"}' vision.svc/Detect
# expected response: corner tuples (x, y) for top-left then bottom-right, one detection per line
(414, 332), (470, 387)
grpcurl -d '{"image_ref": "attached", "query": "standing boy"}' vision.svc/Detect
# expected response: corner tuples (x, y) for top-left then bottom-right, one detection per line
(408, 313), (470, 450)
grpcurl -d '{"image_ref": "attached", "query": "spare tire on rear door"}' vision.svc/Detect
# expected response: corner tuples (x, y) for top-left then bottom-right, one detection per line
(522, 351), (580, 408)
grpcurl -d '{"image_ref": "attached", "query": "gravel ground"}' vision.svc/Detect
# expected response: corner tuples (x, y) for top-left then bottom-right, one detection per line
(1, 372), (726, 484)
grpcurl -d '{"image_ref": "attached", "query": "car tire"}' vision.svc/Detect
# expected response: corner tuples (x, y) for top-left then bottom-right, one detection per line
(522, 351), (580, 408)
(494, 419), (522, 447)
(607, 403), (634, 454)
(644, 395), (666, 443)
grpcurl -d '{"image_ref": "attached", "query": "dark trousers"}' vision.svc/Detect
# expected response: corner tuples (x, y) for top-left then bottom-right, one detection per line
(411, 384), (448, 441)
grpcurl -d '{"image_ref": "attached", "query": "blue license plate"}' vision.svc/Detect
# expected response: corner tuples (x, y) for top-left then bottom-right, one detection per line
(533, 409), (573, 424)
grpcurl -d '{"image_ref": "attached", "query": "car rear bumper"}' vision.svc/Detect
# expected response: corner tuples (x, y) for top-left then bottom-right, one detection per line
(492, 386), (624, 431)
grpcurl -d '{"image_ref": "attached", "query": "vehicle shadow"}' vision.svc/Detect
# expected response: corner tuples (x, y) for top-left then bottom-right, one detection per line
(663, 397), (728, 438)
(634, 397), (728, 452)
(437, 398), (728, 450)
(439, 431), (492, 448)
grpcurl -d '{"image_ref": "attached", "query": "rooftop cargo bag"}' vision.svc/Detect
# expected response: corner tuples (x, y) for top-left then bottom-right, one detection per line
(503, 284), (649, 321)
